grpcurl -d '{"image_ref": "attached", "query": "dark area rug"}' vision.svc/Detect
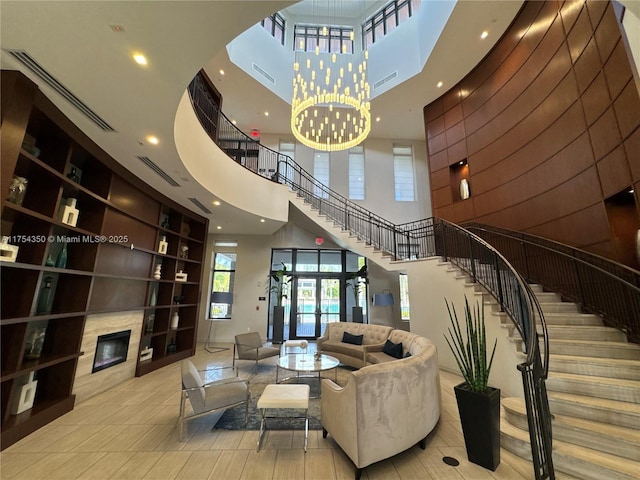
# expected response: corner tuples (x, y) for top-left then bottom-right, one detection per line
(215, 362), (353, 430)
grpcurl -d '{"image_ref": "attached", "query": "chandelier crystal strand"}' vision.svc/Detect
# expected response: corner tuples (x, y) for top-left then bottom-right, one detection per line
(291, 44), (371, 152)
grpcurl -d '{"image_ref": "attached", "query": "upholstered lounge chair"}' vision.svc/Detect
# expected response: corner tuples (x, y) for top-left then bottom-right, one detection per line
(178, 359), (249, 441)
(232, 332), (280, 369)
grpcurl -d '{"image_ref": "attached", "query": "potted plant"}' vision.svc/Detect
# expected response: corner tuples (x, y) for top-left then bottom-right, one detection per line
(444, 296), (500, 471)
(345, 264), (368, 323)
(269, 262), (291, 343)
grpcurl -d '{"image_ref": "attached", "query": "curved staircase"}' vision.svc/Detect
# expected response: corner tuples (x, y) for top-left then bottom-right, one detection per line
(498, 285), (640, 480)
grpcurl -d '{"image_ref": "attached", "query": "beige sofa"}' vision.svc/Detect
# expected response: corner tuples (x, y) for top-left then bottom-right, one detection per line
(319, 326), (440, 480)
(316, 323), (393, 368)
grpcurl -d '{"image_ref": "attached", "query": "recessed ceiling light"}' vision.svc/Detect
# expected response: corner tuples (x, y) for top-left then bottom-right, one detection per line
(376, 117), (381, 122)
(110, 24), (125, 32)
(437, 81), (443, 88)
(232, 120), (237, 125)
(264, 111), (269, 117)
(216, 226), (222, 230)
(213, 200), (221, 206)
(260, 218), (265, 223)
(146, 135), (159, 145)
(481, 31), (489, 39)
(219, 69), (225, 75)
(133, 53), (147, 65)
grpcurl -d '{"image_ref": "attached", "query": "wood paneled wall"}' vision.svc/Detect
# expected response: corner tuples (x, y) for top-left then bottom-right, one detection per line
(424, 0), (640, 261)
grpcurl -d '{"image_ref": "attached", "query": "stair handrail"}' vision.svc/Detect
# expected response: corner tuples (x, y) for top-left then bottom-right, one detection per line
(465, 223), (640, 345)
(188, 72), (555, 479)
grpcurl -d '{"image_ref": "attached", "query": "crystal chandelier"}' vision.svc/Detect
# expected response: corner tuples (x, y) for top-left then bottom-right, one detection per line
(291, 28), (371, 152)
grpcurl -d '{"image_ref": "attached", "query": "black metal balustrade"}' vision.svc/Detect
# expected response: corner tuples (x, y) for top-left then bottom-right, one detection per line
(466, 223), (640, 345)
(188, 71), (555, 479)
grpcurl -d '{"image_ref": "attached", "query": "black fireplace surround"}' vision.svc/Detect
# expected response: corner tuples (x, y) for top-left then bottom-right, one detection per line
(92, 330), (131, 373)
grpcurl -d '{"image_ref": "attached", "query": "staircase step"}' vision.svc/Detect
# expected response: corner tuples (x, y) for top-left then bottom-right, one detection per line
(546, 325), (627, 342)
(549, 354), (640, 380)
(548, 371), (640, 403)
(528, 284), (545, 293)
(545, 339), (640, 359)
(548, 391), (640, 429)
(534, 291), (562, 302)
(537, 312), (603, 326)
(538, 302), (580, 313)
(503, 397), (640, 461)
(501, 419), (639, 480)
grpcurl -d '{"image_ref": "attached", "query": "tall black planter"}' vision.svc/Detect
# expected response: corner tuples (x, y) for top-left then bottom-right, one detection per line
(352, 306), (363, 323)
(272, 306), (284, 344)
(454, 382), (501, 471)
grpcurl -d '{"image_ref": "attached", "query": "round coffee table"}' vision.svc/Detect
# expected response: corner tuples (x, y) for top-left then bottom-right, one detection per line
(275, 353), (340, 393)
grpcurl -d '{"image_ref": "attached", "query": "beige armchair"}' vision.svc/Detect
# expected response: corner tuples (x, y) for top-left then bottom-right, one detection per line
(321, 337), (441, 479)
(178, 360), (249, 441)
(232, 332), (280, 369)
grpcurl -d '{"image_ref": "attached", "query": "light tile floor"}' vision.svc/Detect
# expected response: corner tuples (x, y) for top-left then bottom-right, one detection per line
(1, 344), (533, 479)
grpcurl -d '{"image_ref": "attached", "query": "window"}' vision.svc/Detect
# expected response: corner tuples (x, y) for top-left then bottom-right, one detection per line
(393, 145), (415, 201)
(209, 252), (236, 319)
(313, 152), (330, 199)
(294, 25), (354, 53)
(399, 274), (410, 321)
(348, 146), (365, 200)
(362, 0), (421, 47)
(261, 12), (285, 45)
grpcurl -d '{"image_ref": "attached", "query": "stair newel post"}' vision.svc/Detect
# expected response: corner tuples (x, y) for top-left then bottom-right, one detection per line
(494, 252), (505, 311)
(406, 229), (411, 260)
(521, 240), (531, 280)
(393, 226), (398, 260)
(441, 220), (448, 261)
(468, 233), (477, 282)
(368, 213), (373, 246)
(572, 256), (586, 310)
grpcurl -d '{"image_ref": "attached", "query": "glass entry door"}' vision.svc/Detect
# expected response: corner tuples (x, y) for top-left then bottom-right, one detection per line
(293, 277), (340, 338)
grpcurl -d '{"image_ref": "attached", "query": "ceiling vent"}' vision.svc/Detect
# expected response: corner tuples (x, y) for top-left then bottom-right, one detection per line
(7, 49), (116, 132)
(135, 156), (180, 187)
(188, 197), (212, 215)
(373, 71), (398, 90)
(252, 63), (276, 85)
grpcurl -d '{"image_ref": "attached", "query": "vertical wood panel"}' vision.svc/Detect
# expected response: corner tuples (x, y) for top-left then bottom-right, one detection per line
(423, 0), (639, 264)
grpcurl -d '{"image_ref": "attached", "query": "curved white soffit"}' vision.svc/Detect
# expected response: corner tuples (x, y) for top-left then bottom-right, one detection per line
(174, 91), (290, 223)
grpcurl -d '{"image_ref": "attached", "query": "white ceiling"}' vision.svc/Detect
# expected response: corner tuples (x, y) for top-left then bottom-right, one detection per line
(1, 0), (525, 234)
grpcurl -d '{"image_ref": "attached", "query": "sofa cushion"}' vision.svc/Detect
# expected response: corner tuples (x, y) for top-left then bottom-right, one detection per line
(343, 331), (364, 345)
(383, 339), (403, 359)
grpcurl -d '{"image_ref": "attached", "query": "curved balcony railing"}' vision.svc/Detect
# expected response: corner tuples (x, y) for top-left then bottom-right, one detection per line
(466, 223), (640, 345)
(188, 71), (555, 479)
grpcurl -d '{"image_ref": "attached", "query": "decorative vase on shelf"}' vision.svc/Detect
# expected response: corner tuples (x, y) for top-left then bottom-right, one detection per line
(23, 326), (46, 360)
(60, 198), (79, 227)
(36, 276), (54, 315)
(158, 236), (168, 255)
(170, 311), (179, 330)
(45, 254), (55, 267)
(55, 241), (68, 269)
(67, 166), (81, 183)
(153, 264), (162, 280)
(167, 339), (177, 354)
(146, 314), (155, 334)
(7, 175), (28, 206)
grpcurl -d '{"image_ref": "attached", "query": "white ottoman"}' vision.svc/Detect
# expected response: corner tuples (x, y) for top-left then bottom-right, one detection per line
(256, 383), (310, 452)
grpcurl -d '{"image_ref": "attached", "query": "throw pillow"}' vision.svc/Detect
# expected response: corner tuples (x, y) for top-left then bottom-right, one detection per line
(342, 331), (364, 345)
(383, 339), (403, 359)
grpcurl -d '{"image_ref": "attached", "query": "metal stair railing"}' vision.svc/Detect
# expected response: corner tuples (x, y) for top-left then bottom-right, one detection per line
(466, 223), (640, 345)
(187, 71), (555, 479)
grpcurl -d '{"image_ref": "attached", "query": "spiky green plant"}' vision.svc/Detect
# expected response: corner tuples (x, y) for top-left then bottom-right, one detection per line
(444, 296), (497, 393)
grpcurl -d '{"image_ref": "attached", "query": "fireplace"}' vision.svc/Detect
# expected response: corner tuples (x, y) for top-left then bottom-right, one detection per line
(92, 330), (131, 373)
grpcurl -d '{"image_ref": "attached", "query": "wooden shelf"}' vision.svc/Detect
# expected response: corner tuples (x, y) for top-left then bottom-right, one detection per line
(1, 70), (208, 450)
